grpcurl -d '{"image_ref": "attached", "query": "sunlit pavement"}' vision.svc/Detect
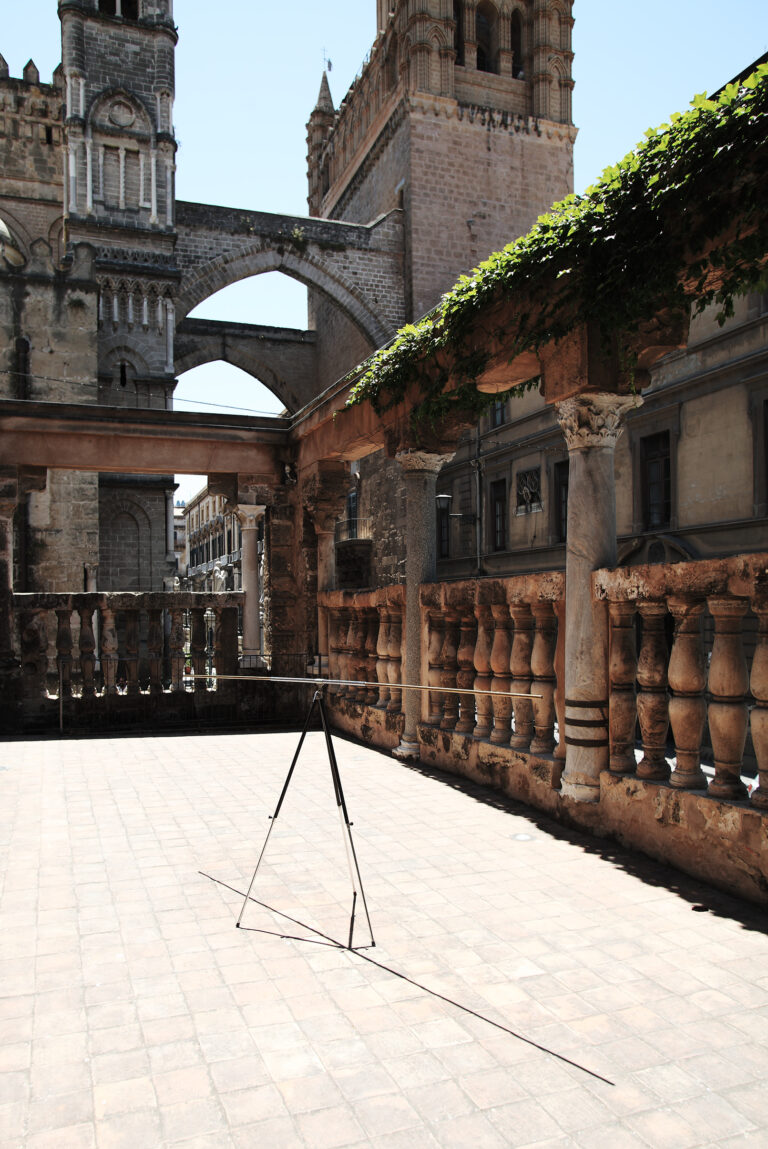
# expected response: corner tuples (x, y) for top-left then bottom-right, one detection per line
(1, 728), (767, 1149)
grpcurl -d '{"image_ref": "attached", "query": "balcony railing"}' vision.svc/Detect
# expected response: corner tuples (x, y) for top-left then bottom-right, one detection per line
(13, 591), (243, 702)
(334, 517), (372, 543)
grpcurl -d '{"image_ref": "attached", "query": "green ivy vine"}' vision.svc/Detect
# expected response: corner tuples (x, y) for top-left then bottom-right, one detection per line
(347, 63), (768, 425)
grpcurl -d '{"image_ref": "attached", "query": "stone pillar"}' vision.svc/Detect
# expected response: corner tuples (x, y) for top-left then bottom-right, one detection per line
(237, 505), (266, 667)
(316, 529), (335, 675)
(165, 489), (176, 563)
(0, 470), (20, 730)
(393, 450), (453, 760)
(555, 393), (638, 802)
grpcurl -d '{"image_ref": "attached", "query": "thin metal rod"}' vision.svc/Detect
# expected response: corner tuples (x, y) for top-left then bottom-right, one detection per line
(188, 674), (541, 699)
(236, 689), (321, 927)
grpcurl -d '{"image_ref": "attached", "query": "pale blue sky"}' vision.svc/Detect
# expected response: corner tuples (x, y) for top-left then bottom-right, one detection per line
(4, 2), (767, 497)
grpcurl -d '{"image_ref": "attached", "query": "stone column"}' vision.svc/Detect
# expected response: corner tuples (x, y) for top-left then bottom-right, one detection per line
(165, 488), (175, 563)
(237, 505), (265, 667)
(393, 450), (453, 760)
(556, 393), (638, 802)
(0, 470), (20, 730)
(316, 528), (335, 675)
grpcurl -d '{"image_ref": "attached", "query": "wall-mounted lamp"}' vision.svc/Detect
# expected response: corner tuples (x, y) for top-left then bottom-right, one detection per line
(436, 493), (476, 521)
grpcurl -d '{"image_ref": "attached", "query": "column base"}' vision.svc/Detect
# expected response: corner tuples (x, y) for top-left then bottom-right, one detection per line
(392, 737), (421, 762)
(560, 778), (601, 803)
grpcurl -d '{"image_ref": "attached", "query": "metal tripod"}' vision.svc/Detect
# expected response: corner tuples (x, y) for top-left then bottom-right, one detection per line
(236, 686), (375, 950)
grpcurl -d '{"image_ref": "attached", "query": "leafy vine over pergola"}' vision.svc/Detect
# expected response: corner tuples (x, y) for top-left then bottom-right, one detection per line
(347, 63), (768, 426)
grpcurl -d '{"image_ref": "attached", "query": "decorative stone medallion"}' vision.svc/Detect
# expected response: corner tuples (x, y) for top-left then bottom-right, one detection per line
(109, 100), (136, 128)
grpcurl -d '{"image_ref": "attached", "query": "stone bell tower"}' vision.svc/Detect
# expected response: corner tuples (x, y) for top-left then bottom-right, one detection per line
(59, 0), (179, 590)
(307, 0), (576, 586)
(310, 0), (576, 332)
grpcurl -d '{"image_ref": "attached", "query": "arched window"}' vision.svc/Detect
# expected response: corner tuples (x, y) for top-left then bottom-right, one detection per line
(453, 1), (464, 66)
(511, 9), (524, 78)
(123, 0), (139, 19)
(99, 0), (117, 14)
(476, 2), (497, 74)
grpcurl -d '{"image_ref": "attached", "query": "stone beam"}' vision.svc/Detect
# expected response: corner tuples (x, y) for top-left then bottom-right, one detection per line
(0, 400), (287, 482)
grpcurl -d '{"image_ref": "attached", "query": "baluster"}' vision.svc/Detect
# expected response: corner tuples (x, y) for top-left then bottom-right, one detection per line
(386, 607), (402, 713)
(169, 607), (185, 691)
(530, 601), (557, 754)
(636, 602), (670, 781)
(328, 608), (343, 692)
(375, 606), (391, 709)
(78, 606), (96, 698)
(101, 606), (118, 695)
(750, 601), (768, 809)
(473, 601), (494, 740)
(707, 596), (749, 801)
(124, 609), (140, 696)
(190, 607), (206, 694)
(439, 608), (460, 731)
(20, 608), (48, 701)
(608, 600), (638, 774)
(337, 607), (352, 695)
(55, 607), (73, 699)
(147, 608), (163, 695)
(490, 602), (512, 745)
(509, 602), (533, 750)
(217, 604), (239, 688)
(667, 597), (707, 790)
(427, 611), (445, 725)
(455, 606), (477, 735)
(364, 609), (379, 704)
(553, 598), (566, 761)
(350, 607), (367, 701)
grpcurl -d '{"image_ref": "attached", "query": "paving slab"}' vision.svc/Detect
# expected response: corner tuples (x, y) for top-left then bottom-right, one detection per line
(0, 728), (767, 1148)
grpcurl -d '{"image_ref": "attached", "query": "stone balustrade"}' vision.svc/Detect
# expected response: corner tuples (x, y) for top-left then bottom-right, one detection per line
(321, 585), (404, 707)
(13, 591), (243, 702)
(594, 553), (768, 809)
(420, 572), (565, 754)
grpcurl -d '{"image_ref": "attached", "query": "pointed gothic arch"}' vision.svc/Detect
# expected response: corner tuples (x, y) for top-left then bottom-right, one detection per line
(177, 248), (390, 350)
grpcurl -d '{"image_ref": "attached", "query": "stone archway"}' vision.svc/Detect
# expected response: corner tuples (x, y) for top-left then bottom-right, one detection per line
(174, 202), (406, 349)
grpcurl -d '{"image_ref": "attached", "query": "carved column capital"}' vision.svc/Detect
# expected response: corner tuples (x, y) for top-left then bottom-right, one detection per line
(395, 449), (454, 474)
(236, 504), (266, 531)
(556, 393), (641, 452)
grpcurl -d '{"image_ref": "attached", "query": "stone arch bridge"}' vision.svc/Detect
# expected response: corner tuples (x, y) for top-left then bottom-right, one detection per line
(174, 202), (406, 407)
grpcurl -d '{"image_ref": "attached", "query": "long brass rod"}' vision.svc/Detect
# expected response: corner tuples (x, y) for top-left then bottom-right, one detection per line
(188, 674), (542, 699)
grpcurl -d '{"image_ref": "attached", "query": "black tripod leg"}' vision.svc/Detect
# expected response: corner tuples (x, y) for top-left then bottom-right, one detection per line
(317, 691), (376, 949)
(236, 690), (320, 927)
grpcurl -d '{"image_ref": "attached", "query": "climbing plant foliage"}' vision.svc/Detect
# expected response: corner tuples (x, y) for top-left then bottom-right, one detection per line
(347, 64), (768, 425)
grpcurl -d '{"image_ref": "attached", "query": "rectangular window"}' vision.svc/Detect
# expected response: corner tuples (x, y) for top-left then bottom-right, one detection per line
(554, 459), (569, 541)
(516, 467), (542, 514)
(490, 399), (506, 429)
(437, 505), (450, 559)
(641, 431), (671, 530)
(490, 478), (507, 552)
(345, 487), (358, 539)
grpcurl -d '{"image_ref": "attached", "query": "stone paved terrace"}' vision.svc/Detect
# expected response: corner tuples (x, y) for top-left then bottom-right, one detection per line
(1, 726), (767, 1149)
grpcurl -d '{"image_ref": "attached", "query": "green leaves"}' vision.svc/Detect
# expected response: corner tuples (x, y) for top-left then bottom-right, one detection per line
(347, 66), (768, 427)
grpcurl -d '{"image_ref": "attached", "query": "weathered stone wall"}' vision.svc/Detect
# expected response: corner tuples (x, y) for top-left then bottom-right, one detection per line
(408, 105), (575, 318)
(0, 242), (101, 591)
(98, 479), (172, 591)
(309, 291), (373, 395)
(358, 452), (407, 587)
(0, 71), (64, 261)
